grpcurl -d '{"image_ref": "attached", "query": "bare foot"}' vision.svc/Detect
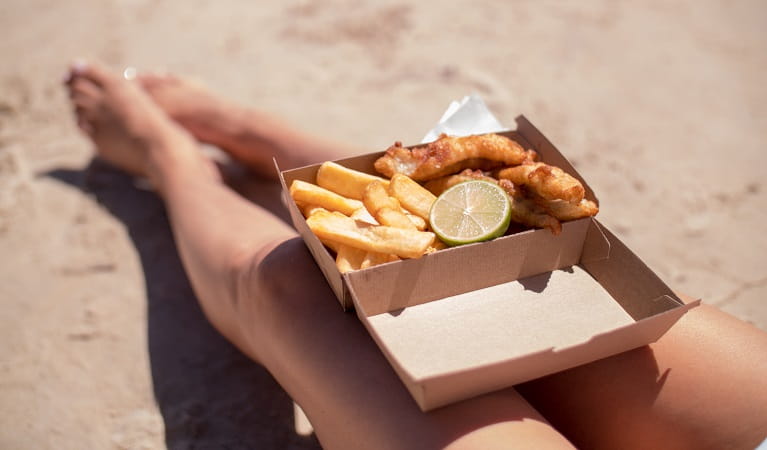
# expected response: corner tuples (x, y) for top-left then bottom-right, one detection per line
(135, 72), (240, 148)
(135, 69), (358, 176)
(64, 60), (218, 185)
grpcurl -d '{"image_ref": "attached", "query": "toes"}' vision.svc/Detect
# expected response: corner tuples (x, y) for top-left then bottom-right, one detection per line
(73, 100), (97, 134)
(68, 77), (102, 111)
(136, 71), (179, 92)
(69, 59), (115, 88)
(69, 76), (100, 98)
(65, 70), (102, 131)
(76, 116), (94, 136)
(63, 59), (87, 86)
(135, 72), (162, 90)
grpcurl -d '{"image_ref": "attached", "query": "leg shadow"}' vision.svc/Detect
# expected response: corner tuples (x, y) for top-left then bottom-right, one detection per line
(44, 159), (320, 449)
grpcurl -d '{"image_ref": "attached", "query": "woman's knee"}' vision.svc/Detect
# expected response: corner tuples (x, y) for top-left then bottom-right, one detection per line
(239, 237), (323, 299)
(230, 236), (328, 333)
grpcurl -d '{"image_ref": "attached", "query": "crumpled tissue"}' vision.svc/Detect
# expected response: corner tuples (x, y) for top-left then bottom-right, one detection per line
(422, 94), (508, 143)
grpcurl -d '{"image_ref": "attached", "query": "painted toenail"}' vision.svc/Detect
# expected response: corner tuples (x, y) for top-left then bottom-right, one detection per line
(72, 59), (88, 74)
(123, 67), (137, 80)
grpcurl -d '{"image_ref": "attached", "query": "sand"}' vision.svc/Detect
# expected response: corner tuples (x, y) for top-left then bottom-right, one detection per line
(1, 0), (765, 448)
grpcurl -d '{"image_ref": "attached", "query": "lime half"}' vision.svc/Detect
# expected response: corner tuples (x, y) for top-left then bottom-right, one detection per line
(429, 180), (512, 246)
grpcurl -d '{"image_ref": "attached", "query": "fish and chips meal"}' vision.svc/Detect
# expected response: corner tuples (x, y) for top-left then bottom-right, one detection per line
(289, 133), (598, 273)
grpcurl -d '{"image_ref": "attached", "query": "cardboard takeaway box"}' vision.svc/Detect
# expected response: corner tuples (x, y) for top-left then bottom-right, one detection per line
(278, 116), (699, 412)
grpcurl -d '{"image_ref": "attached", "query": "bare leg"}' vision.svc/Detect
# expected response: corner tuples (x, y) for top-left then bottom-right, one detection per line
(137, 72), (360, 177)
(65, 61), (574, 450)
(136, 70), (767, 449)
(517, 303), (767, 450)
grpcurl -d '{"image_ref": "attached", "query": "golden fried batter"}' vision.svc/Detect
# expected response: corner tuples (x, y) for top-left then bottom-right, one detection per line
(498, 180), (562, 235)
(536, 197), (599, 221)
(375, 133), (536, 181)
(495, 162), (585, 203)
(375, 134), (593, 235)
(423, 169), (496, 196)
(423, 171), (562, 234)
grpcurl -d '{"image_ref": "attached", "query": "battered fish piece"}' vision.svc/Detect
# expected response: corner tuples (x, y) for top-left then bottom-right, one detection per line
(498, 180), (562, 235)
(375, 133), (536, 181)
(536, 197), (599, 221)
(424, 171), (562, 234)
(423, 169), (496, 196)
(495, 162), (585, 203)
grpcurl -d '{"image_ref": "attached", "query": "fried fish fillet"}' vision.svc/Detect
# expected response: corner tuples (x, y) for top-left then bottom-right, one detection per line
(423, 169), (496, 196)
(495, 162), (585, 203)
(536, 197), (599, 221)
(498, 180), (562, 235)
(423, 170), (561, 234)
(375, 133), (536, 181)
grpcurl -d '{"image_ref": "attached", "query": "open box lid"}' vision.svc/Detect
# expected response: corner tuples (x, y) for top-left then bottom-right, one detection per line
(353, 221), (698, 411)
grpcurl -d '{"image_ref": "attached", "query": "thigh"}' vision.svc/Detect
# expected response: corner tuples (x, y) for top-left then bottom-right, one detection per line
(516, 303), (767, 450)
(242, 237), (575, 450)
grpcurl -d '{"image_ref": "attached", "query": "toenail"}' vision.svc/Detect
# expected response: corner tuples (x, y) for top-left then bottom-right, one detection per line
(123, 67), (137, 80)
(72, 59), (88, 74)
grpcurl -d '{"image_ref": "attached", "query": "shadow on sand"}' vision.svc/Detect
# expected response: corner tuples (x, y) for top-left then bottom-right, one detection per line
(45, 160), (320, 450)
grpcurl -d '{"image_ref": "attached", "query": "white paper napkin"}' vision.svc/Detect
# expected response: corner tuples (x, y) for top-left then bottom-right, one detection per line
(422, 94), (508, 143)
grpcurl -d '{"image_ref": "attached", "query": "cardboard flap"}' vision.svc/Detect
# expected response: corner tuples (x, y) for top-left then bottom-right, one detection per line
(583, 221), (686, 320)
(360, 266), (636, 381)
(349, 218), (592, 317)
(407, 298), (698, 411)
(554, 296), (699, 352)
(581, 219), (611, 263)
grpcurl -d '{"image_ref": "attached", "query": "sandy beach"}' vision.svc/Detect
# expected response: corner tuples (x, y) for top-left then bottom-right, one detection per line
(1, 1), (765, 448)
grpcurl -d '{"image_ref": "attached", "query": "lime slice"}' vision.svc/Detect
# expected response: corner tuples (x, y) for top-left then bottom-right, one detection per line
(429, 180), (512, 246)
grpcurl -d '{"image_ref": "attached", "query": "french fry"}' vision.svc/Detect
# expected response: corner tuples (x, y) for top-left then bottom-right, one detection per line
(336, 245), (398, 273)
(335, 244), (367, 273)
(363, 180), (416, 230)
(404, 211), (427, 230)
(317, 161), (390, 200)
(306, 210), (435, 259)
(360, 251), (399, 270)
(296, 201), (327, 218)
(425, 240), (448, 253)
(350, 206), (378, 225)
(290, 180), (363, 216)
(321, 237), (342, 254)
(295, 204), (350, 251)
(388, 173), (437, 222)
